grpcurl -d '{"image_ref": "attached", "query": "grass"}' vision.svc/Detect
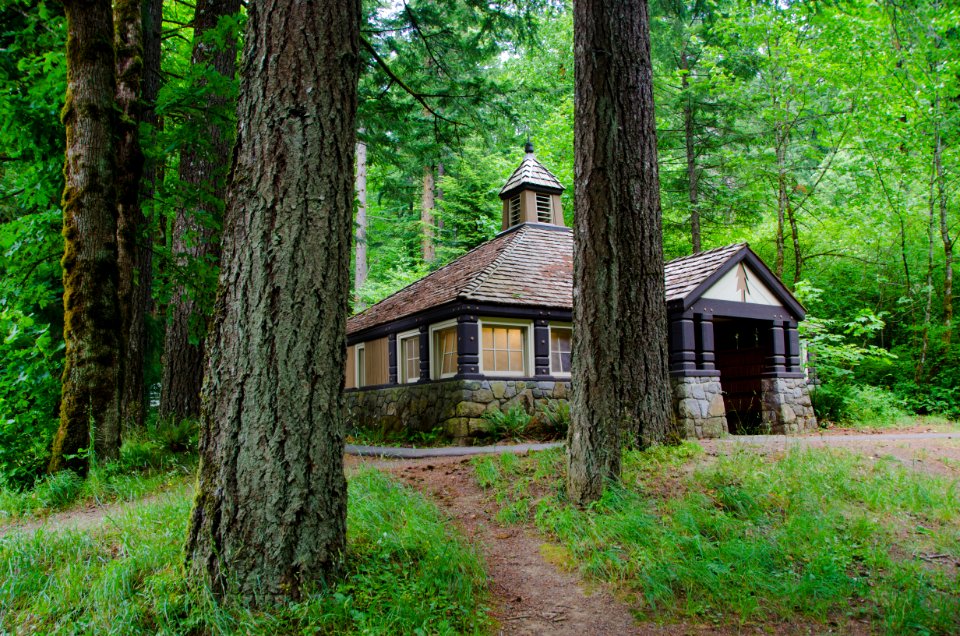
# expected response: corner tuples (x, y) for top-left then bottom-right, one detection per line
(0, 468), (489, 634)
(473, 443), (960, 634)
(0, 439), (196, 521)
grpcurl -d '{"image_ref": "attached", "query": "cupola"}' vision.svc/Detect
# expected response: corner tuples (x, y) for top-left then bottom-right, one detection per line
(498, 142), (565, 231)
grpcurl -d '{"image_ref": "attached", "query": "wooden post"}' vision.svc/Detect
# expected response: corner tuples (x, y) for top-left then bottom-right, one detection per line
(764, 320), (787, 376)
(457, 314), (480, 378)
(534, 319), (550, 376)
(418, 325), (430, 382)
(669, 314), (697, 375)
(696, 313), (716, 372)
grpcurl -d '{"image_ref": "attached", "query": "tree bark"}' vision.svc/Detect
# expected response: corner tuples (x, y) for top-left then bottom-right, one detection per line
(681, 51), (700, 254)
(787, 198), (802, 285)
(916, 166), (936, 383)
(774, 120), (788, 279)
(159, 0), (240, 422)
(934, 108), (952, 343)
(568, 0), (674, 506)
(141, 0), (162, 314)
(114, 0), (148, 433)
(354, 139), (368, 299)
(421, 164), (435, 263)
(49, 0), (122, 474)
(184, 0), (359, 603)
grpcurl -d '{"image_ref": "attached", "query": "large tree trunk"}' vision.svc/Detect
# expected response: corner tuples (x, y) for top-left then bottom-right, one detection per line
(787, 198), (802, 285)
(114, 0), (148, 433)
(568, 0), (673, 506)
(49, 0), (122, 474)
(934, 109), (953, 344)
(141, 0), (161, 312)
(421, 164), (435, 263)
(184, 0), (360, 603)
(354, 139), (368, 300)
(681, 52), (700, 254)
(916, 167), (937, 383)
(774, 121), (788, 279)
(159, 0), (240, 422)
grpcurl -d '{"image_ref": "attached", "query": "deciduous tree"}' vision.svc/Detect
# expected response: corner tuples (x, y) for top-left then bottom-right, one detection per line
(49, 0), (122, 473)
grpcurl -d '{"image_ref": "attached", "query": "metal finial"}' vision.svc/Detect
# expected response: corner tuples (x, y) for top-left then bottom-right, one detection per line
(524, 139), (534, 154)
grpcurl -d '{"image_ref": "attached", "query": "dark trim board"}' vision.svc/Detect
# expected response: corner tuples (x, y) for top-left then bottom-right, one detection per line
(682, 299), (800, 322)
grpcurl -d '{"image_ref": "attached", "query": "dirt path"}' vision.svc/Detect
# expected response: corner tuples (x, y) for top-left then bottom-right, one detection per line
(0, 487), (184, 538)
(705, 428), (960, 478)
(384, 456), (644, 635)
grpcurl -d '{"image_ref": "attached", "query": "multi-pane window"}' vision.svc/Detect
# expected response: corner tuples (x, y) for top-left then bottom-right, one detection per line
(482, 325), (525, 374)
(509, 195), (521, 226)
(400, 334), (420, 383)
(550, 327), (572, 375)
(535, 193), (552, 223)
(435, 327), (458, 378)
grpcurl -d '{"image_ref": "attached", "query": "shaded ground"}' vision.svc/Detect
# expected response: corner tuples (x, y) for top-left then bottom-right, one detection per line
(707, 427), (960, 478)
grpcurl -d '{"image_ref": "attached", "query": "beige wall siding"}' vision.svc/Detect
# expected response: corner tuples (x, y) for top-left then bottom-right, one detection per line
(345, 346), (356, 389)
(363, 337), (390, 386)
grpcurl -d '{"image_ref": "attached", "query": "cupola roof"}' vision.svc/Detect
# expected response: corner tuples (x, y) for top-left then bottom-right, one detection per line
(498, 142), (564, 199)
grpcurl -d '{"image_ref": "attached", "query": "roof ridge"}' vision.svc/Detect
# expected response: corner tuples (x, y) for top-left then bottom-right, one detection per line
(461, 226), (527, 299)
(666, 242), (747, 266)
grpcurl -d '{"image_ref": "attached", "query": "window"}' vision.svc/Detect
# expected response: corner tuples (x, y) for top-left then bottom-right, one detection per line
(482, 324), (526, 375)
(356, 344), (366, 387)
(509, 195), (521, 226)
(550, 326), (571, 375)
(535, 193), (552, 223)
(398, 332), (420, 383)
(434, 326), (458, 378)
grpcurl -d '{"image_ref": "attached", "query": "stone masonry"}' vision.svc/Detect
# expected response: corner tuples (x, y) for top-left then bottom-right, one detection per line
(346, 379), (571, 442)
(671, 376), (728, 438)
(761, 377), (818, 434)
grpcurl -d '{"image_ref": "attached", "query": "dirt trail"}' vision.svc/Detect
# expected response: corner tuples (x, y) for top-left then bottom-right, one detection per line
(0, 488), (182, 539)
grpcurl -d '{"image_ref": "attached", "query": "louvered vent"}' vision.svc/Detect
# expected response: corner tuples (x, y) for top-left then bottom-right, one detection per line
(535, 193), (552, 223)
(509, 195), (521, 226)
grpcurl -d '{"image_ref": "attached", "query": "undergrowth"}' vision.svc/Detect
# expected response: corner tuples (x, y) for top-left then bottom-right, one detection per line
(473, 443), (960, 634)
(0, 469), (489, 634)
(0, 422), (198, 520)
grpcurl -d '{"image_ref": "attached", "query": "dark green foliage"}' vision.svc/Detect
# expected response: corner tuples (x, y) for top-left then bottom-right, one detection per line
(535, 399), (570, 438)
(0, 310), (62, 488)
(481, 404), (531, 440)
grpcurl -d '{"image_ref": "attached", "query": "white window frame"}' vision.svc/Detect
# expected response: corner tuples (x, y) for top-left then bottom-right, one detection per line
(355, 343), (366, 387)
(429, 319), (459, 380)
(548, 323), (572, 377)
(396, 329), (421, 384)
(478, 318), (533, 377)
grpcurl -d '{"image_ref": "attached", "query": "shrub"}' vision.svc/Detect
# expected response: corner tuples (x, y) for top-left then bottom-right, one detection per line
(482, 404), (532, 440)
(809, 381), (852, 424)
(535, 399), (570, 438)
(0, 310), (63, 489)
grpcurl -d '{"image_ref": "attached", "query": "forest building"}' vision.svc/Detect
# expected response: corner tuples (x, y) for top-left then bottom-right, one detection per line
(345, 145), (817, 441)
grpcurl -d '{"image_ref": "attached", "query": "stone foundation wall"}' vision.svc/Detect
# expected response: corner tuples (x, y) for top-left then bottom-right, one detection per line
(346, 379), (571, 442)
(761, 377), (817, 434)
(671, 376), (728, 438)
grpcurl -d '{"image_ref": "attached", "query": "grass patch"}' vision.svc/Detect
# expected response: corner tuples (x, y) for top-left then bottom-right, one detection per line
(0, 447), (196, 521)
(0, 468), (489, 634)
(473, 443), (960, 633)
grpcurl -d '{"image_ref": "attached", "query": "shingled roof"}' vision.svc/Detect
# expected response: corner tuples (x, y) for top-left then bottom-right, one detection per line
(347, 224), (573, 335)
(498, 147), (565, 198)
(347, 235), (766, 336)
(664, 243), (747, 302)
